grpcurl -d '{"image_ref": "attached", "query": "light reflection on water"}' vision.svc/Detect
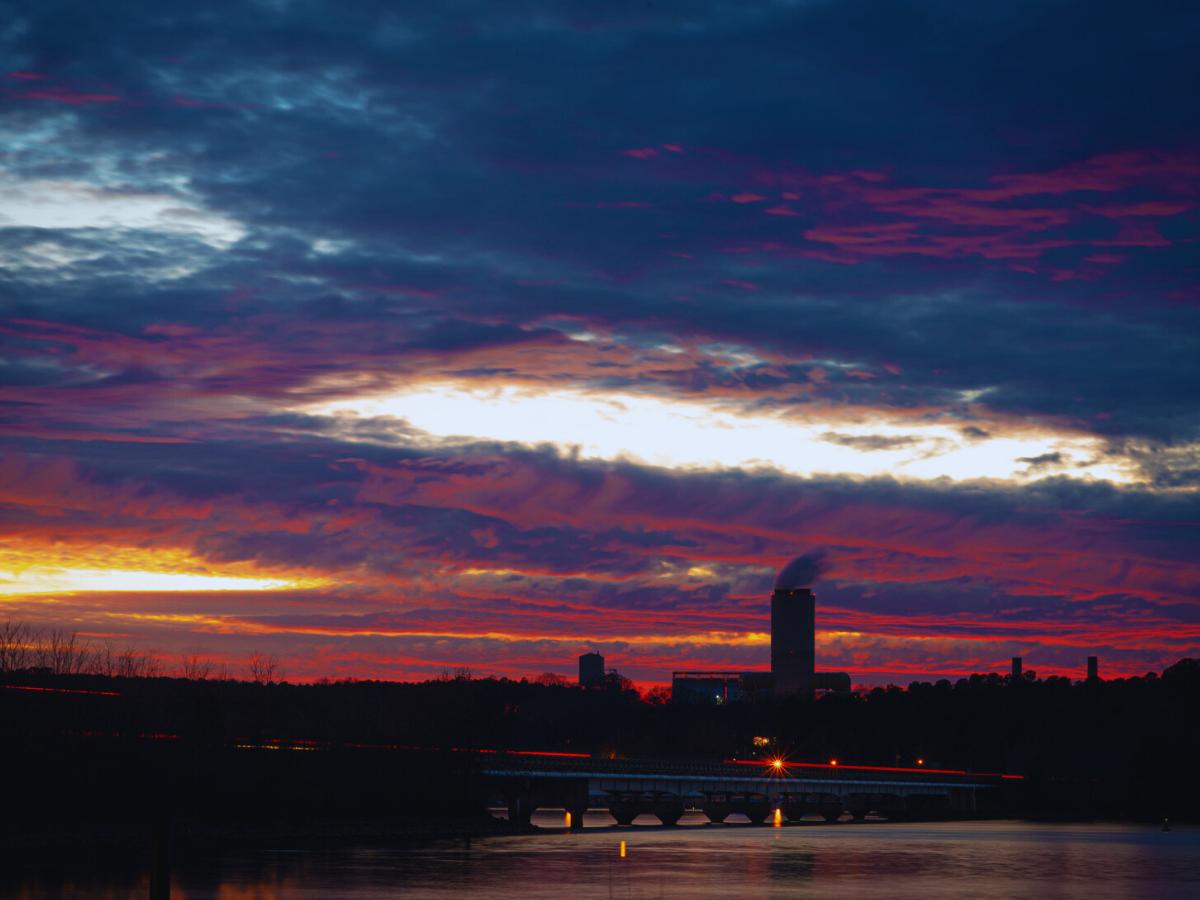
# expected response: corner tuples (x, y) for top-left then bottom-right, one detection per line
(7, 821), (1200, 899)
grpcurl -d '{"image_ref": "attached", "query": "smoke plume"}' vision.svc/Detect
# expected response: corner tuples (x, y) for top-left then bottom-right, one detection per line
(774, 551), (827, 589)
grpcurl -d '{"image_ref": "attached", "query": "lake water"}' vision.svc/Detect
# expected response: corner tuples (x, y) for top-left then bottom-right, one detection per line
(6, 817), (1199, 899)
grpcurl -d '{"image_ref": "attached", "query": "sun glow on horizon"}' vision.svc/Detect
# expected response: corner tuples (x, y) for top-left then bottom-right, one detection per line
(0, 567), (313, 596)
(306, 382), (1136, 485)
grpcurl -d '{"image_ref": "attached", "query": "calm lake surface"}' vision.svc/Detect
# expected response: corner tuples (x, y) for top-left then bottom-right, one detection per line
(7, 817), (1199, 899)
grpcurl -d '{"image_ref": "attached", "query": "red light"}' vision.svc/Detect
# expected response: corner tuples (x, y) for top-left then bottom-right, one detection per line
(2, 684), (120, 697)
(829, 758), (838, 766)
(510, 750), (591, 759)
(449, 747), (591, 758)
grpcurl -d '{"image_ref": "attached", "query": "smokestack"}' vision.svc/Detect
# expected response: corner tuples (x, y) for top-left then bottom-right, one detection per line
(771, 553), (824, 700)
(1087, 656), (1098, 682)
(1011, 656), (1022, 680)
(771, 587), (815, 699)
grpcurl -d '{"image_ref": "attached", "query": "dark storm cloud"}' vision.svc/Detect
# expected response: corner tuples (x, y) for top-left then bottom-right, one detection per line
(3, 14), (1198, 444)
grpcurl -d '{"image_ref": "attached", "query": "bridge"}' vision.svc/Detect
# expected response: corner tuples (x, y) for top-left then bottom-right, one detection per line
(478, 752), (1022, 827)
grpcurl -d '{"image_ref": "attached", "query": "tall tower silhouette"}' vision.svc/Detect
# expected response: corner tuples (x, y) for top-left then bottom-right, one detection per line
(771, 587), (815, 698)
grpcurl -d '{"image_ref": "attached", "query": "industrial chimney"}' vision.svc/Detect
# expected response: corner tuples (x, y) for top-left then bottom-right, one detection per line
(771, 587), (815, 698)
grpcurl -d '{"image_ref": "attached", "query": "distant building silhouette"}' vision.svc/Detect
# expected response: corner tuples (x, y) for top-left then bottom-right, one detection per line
(671, 671), (750, 705)
(670, 667), (848, 704)
(1087, 656), (1099, 682)
(578, 652), (604, 688)
(813, 671), (852, 692)
(1012, 657), (1022, 680)
(772, 586), (816, 698)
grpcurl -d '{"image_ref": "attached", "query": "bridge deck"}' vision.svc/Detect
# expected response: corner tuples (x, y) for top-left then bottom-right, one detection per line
(477, 752), (1018, 791)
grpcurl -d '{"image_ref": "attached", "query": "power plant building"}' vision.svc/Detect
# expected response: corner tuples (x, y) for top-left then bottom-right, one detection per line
(670, 582), (847, 703)
(671, 671), (773, 705)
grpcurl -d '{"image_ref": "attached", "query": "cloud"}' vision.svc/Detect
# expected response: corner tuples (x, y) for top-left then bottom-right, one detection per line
(0, 0), (1196, 684)
(0, 176), (245, 250)
(1018, 452), (1063, 468)
(821, 432), (923, 451)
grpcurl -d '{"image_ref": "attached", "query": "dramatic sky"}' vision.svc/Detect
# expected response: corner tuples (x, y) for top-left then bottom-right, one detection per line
(2, 1), (1198, 685)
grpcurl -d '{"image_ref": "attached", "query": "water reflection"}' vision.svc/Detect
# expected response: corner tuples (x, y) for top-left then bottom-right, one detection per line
(4, 822), (1198, 899)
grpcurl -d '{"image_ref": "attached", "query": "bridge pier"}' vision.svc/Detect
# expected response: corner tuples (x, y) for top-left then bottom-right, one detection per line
(608, 791), (640, 826)
(565, 783), (589, 831)
(651, 792), (684, 826)
(701, 796), (730, 823)
(741, 793), (771, 824)
(566, 801), (588, 829)
(506, 794), (535, 828)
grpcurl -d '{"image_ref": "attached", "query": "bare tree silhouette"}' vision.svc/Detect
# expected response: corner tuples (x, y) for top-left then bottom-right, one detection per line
(0, 620), (33, 672)
(0, 620), (170, 678)
(88, 643), (160, 677)
(180, 654), (214, 680)
(35, 628), (93, 674)
(248, 654), (281, 684)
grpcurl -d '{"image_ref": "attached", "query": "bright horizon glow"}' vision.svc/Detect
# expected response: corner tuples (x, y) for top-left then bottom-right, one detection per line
(306, 383), (1136, 484)
(0, 567), (308, 595)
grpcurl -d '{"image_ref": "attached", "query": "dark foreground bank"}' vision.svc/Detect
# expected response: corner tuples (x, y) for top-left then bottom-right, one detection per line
(4, 656), (1199, 846)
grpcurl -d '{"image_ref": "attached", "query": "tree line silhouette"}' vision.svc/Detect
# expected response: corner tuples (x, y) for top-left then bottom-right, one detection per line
(0, 621), (281, 683)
